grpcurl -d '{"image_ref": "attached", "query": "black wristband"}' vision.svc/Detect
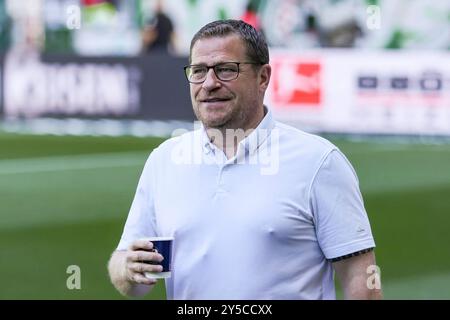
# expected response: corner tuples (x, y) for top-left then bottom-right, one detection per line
(329, 247), (374, 262)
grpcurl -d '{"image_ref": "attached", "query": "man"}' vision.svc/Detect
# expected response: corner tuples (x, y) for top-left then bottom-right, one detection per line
(141, 0), (175, 54)
(108, 20), (382, 300)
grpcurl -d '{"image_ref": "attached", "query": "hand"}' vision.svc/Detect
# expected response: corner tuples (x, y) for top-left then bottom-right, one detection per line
(125, 239), (164, 286)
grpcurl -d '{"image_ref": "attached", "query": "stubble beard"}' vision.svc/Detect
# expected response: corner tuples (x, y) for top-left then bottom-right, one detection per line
(195, 104), (247, 131)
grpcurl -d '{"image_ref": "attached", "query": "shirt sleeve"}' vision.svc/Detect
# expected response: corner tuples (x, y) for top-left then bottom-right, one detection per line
(116, 151), (158, 250)
(310, 149), (375, 260)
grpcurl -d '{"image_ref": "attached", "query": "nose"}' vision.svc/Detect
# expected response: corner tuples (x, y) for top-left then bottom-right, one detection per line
(201, 68), (221, 91)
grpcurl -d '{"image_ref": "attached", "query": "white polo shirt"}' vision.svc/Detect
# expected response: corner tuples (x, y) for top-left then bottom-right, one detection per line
(117, 108), (375, 300)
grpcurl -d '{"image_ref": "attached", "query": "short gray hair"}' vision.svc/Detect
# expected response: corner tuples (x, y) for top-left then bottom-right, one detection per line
(189, 19), (269, 65)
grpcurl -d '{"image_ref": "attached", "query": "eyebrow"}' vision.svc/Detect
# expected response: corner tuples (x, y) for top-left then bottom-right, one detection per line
(190, 61), (237, 66)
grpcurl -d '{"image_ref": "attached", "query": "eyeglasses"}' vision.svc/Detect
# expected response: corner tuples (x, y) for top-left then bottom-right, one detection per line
(184, 61), (263, 84)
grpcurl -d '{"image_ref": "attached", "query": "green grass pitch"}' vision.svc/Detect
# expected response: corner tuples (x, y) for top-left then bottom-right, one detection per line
(1, 132), (450, 299)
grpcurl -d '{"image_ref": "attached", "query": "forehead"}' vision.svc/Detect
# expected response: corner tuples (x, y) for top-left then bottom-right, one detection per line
(191, 35), (247, 65)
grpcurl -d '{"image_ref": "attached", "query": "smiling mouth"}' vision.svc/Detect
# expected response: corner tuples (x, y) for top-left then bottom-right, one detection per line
(201, 98), (230, 103)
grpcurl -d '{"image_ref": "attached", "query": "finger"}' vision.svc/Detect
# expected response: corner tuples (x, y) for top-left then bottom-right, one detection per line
(129, 239), (154, 251)
(130, 262), (163, 274)
(128, 251), (164, 263)
(132, 272), (158, 285)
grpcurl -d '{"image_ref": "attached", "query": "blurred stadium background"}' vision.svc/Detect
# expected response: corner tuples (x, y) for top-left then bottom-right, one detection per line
(0, 0), (449, 299)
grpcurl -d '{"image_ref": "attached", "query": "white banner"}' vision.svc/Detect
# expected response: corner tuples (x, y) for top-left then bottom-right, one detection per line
(267, 49), (450, 135)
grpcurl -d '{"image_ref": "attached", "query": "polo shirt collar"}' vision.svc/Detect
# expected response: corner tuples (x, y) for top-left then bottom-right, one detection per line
(200, 106), (275, 155)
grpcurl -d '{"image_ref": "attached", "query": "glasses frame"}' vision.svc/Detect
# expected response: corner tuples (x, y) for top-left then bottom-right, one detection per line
(183, 61), (264, 84)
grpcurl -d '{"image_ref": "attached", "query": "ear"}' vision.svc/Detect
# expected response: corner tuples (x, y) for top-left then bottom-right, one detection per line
(259, 64), (271, 92)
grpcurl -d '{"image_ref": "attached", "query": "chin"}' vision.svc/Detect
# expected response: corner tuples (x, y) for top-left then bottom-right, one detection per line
(203, 119), (227, 128)
(200, 112), (229, 128)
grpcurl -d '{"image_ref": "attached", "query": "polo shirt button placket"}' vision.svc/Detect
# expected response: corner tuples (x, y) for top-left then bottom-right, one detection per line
(215, 164), (229, 195)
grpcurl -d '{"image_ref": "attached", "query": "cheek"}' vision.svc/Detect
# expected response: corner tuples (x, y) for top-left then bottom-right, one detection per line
(237, 87), (254, 102)
(190, 87), (199, 104)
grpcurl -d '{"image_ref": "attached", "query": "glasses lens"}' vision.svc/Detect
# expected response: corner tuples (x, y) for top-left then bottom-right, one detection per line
(187, 66), (207, 83)
(215, 63), (239, 81)
(185, 63), (241, 83)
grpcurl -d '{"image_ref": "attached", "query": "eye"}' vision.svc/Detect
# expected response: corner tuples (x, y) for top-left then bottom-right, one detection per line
(191, 67), (205, 74)
(217, 65), (238, 73)
(218, 67), (233, 72)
